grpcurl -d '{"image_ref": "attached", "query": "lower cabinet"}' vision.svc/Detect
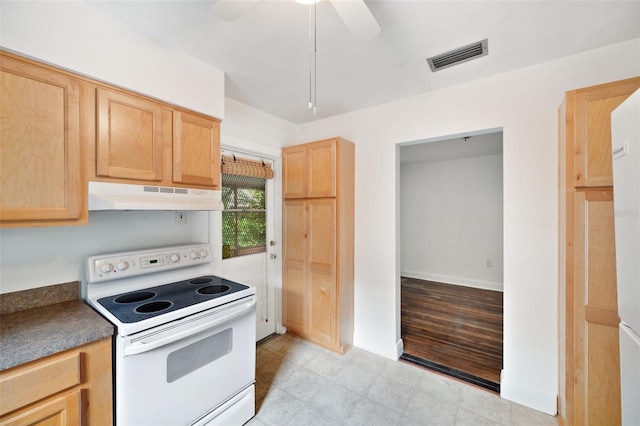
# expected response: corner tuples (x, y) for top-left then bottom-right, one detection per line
(0, 338), (113, 426)
(1, 390), (81, 426)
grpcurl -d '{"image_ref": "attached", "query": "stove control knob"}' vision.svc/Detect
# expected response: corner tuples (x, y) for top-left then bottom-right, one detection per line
(100, 262), (114, 273)
(199, 249), (208, 258)
(170, 254), (180, 263)
(190, 251), (199, 260)
(116, 261), (129, 271)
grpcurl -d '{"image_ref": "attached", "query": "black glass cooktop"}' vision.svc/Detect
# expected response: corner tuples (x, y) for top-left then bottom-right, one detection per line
(98, 275), (250, 323)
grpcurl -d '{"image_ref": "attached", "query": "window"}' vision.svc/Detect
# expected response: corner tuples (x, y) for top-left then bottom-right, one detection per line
(222, 174), (266, 258)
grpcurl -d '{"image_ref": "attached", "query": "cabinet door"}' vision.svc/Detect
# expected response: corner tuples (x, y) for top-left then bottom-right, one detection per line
(173, 110), (220, 188)
(307, 198), (337, 345)
(573, 190), (621, 425)
(282, 200), (308, 333)
(0, 390), (81, 426)
(96, 87), (163, 181)
(282, 145), (308, 199)
(308, 139), (336, 198)
(574, 78), (640, 188)
(0, 55), (82, 223)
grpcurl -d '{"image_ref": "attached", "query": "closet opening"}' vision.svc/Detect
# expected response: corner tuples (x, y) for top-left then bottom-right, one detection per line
(398, 129), (504, 392)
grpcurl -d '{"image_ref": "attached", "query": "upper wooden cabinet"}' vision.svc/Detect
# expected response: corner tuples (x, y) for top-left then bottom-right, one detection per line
(567, 77), (640, 188)
(96, 87), (164, 182)
(93, 88), (221, 189)
(173, 110), (221, 189)
(283, 138), (337, 199)
(0, 50), (223, 227)
(0, 52), (85, 227)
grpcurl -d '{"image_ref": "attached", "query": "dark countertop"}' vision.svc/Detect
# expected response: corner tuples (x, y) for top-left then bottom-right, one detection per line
(0, 283), (114, 371)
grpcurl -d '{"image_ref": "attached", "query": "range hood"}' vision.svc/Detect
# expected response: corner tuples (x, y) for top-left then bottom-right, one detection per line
(88, 181), (224, 211)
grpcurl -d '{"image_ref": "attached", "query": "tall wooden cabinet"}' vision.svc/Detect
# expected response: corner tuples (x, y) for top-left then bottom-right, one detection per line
(558, 77), (640, 426)
(282, 137), (354, 353)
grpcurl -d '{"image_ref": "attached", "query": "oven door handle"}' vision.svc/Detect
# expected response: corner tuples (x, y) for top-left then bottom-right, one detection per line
(124, 298), (256, 356)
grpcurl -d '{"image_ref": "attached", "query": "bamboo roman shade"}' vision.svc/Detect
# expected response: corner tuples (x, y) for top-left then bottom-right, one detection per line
(221, 155), (274, 179)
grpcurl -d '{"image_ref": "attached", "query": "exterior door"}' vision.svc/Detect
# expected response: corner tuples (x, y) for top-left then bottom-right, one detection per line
(210, 155), (276, 342)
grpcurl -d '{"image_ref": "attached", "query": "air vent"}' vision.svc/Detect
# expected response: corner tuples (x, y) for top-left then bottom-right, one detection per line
(427, 39), (488, 72)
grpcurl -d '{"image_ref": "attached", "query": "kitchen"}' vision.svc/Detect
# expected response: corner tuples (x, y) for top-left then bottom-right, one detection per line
(1, 1), (639, 425)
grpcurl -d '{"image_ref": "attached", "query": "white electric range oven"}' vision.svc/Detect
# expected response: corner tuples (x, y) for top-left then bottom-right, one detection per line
(84, 244), (256, 426)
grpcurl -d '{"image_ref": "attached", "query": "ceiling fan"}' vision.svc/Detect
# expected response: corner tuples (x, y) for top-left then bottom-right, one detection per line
(212, 0), (381, 39)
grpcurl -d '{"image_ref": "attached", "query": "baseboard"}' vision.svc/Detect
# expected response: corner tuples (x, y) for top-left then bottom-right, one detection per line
(401, 270), (503, 292)
(396, 339), (404, 359)
(500, 369), (558, 415)
(353, 333), (402, 360)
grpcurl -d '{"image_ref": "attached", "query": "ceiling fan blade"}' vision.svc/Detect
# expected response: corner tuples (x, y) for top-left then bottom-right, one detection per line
(329, 0), (380, 39)
(212, 0), (260, 21)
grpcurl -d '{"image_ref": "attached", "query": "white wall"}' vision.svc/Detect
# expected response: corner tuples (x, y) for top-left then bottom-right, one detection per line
(0, 211), (211, 294)
(296, 38), (640, 414)
(0, 0), (225, 119)
(401, 154), (504, 291)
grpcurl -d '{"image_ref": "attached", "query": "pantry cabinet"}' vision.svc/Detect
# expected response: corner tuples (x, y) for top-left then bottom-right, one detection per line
(0, 337), (113, 426)
(558, 77), (640, 426)
(282, 137), (354, 353)
(0, 52), (85, 227)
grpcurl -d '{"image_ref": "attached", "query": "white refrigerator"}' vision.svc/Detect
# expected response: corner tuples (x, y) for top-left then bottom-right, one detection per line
(612, 88), (640, 426)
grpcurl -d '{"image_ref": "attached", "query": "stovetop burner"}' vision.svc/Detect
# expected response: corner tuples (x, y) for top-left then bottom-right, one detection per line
(97, 275), (250, 324)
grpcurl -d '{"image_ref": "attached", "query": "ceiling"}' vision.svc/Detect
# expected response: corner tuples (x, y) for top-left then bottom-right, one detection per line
(400, 131), (503, 164)
(87, 0), (640, 124)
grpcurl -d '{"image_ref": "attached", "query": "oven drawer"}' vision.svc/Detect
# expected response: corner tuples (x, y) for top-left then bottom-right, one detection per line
(116, 297), (256, 426)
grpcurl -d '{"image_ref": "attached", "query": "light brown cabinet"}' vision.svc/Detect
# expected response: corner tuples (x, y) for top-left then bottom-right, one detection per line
(94, 89), (221, 190)
(173, 110), (221, 188)
(0, 52), (85, 227)
(0, 337), (113, 426)
(282, 137), (354, 353)
(1, 50), (223, 228)
(571, 79), (640, 188)
(96, 87), (164, 182)
(283, 139), (336, 198)
(558, 77), (639, 426)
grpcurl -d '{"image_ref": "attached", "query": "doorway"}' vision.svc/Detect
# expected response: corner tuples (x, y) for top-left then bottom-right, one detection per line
(398, 130), (504, 391)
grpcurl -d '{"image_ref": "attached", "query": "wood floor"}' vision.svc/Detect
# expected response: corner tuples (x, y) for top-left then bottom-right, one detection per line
(400, 277), (503, 389)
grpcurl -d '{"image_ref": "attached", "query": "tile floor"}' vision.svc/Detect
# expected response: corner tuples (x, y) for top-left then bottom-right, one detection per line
(248, 334), (557, 426)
